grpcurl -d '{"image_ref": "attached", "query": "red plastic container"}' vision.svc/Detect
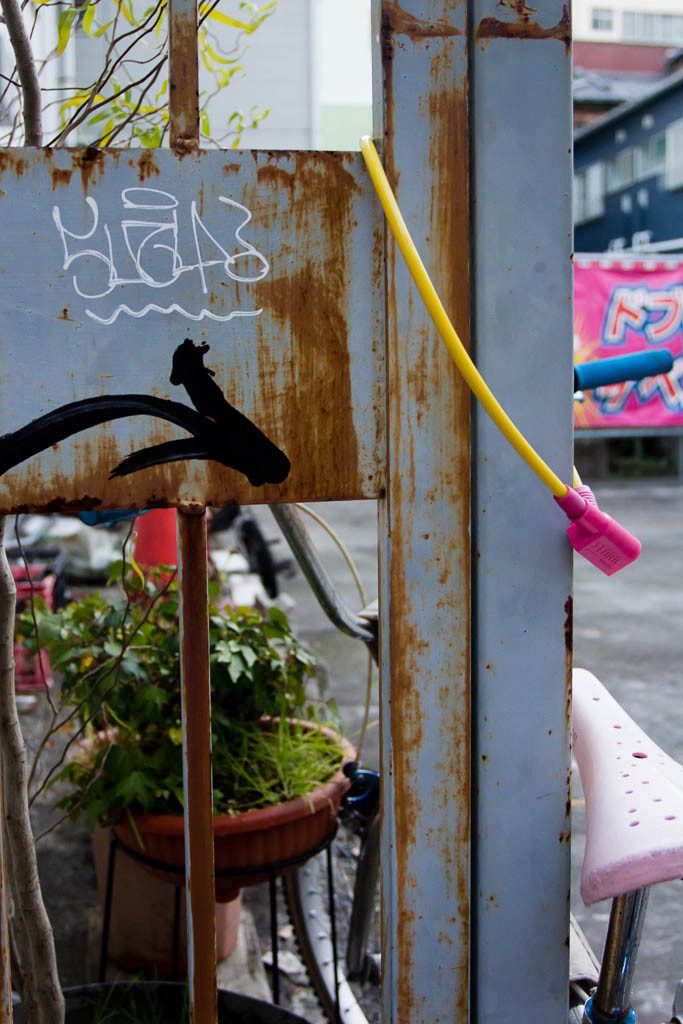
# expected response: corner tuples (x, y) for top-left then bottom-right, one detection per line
(12, 561), (57, 694)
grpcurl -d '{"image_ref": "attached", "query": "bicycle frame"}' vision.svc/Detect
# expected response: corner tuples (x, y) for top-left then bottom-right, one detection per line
(583, 888), (650, 1024)
(269, 504), (378, 660)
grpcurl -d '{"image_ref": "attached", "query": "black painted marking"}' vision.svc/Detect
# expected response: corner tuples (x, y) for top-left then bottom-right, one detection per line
(0, 339), (290, 488)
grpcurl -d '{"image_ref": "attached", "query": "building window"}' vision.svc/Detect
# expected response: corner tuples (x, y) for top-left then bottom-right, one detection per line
(606, 148), (635, 193)
(637, 134), (666, 179)
(592, 7), (613, 30)
(574, 162), (606, 225)
(632, 230), (653, 248)
(665, 119), (683, 191)
(622, 10), (683, 44)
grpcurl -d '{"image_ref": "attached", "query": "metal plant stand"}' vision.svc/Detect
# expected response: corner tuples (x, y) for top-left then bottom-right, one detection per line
(98, 825), (341, 1020)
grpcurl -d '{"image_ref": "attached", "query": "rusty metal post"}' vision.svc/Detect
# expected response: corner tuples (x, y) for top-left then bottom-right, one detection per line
(168, 0), (199, 150)
(177, 507), (217, 1024)
(167, 8), (215, 1022)
(378, 2), (472, 1021)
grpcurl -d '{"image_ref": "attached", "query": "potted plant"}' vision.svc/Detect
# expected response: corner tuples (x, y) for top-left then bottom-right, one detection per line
(19, 563), (354, 973)
(12, 982), (312, 1023)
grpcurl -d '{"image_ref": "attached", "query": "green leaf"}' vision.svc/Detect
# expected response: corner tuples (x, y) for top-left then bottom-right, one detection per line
(82, 1), (96, 35)
(200, 109), (211, 137)
(114, 0), (135, 24)
(100, 118), (116, 145)
(56, 9), (76, 56)
(115, 771), (149, 803)
(240, 646), (258, 668)
(227, 653), (246, 683)
(203, 41), (241, 65)
(268, 606), (288, 629)
(136, 125), (163, 148)
(201, 6), (252, 30)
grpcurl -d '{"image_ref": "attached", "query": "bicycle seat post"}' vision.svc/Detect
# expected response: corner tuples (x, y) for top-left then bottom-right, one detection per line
(584, 887), (650, 1023)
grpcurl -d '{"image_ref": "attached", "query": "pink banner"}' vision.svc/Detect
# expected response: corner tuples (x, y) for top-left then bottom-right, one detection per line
(574, 259), (683, 429)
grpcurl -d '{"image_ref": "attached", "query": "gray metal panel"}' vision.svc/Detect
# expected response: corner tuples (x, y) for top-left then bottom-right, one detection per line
(379, 2), (471, 1021)
(472, 2), (574, 1021)
(0, 147), (384, 511)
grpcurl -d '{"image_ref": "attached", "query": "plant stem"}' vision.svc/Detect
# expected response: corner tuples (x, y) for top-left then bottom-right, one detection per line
(0, 517), (64, 1023)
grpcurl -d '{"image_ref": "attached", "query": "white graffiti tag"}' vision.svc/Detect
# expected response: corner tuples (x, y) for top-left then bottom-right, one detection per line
(52, 187), (270, 325)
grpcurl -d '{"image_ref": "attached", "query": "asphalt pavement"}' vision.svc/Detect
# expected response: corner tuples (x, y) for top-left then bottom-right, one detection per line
(262, 481), (683, 1024)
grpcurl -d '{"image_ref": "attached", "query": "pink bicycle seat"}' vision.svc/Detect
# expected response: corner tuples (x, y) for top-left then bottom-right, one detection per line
(574, 668), (683, 905)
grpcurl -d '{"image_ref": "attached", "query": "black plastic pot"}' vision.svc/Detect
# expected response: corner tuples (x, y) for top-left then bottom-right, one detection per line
(12, 981), (310, 1023)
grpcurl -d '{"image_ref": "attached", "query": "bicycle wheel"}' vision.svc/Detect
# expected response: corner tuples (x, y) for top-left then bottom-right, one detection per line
(284, 813), (381, 1024)
(238, 515), (281, 599)
(288, 824), (595, 1024)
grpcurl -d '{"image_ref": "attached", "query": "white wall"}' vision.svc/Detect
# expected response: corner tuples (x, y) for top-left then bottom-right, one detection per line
(317, 0), (371, 107)
(573, 0), (683, 44)
(210, 0), (317, 150)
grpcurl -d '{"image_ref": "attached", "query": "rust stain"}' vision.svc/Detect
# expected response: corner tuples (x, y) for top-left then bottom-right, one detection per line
(500, 0), (538, 15)
(252, 155), (361, 499)
(384, 21), (471, 1019)
(476, 2), (571, 46)
(3, 425), (176, 513)
(384, 2), (462, 38)
(137, 150), (160, 182)
(256, 163), (294, 188)
(71, 147), (105, 192)
(220, 161), (241, 177)
(564, 595), (573, 657)
(0, 150), (28, 178)
(50, 166), (73, 190)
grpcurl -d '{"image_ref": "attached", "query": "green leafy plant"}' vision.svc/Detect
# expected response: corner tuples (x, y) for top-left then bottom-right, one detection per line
(19, 564), (344, 828)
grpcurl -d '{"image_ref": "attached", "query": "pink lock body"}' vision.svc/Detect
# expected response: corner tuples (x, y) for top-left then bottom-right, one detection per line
(555, 485), (642, 576)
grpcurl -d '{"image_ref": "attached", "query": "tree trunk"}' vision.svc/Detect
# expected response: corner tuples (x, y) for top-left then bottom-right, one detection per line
(0, 518), (64, 1024)
(0, 0), (42, 147)
(0, 5), (65, 1020)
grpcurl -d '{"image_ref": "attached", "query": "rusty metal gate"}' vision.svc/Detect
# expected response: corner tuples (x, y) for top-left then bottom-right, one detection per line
(0, 0), (573, 1021)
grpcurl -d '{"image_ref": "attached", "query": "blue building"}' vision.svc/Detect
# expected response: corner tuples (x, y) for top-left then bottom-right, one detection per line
(574, 67), (683, 252)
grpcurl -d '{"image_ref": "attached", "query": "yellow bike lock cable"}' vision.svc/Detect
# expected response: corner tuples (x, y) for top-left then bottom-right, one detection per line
(360, 135), (641, 575)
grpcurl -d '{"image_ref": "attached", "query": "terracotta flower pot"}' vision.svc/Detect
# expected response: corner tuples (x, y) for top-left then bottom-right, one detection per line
(91, 825), (242, 975)
(113, 722), (355, 902)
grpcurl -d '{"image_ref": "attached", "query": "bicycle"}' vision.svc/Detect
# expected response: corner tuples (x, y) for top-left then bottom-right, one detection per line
(270, 349), (683, 1024)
